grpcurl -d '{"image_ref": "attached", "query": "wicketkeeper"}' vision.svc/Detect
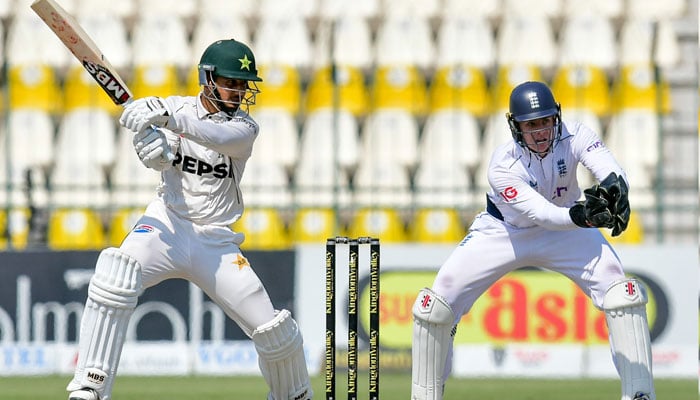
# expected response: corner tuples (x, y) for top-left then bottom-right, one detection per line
(411, 81), (654, 400)
(66, 39), (313, 400)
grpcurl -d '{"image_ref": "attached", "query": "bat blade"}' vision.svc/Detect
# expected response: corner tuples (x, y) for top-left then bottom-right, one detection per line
(31, 0), (132, 105)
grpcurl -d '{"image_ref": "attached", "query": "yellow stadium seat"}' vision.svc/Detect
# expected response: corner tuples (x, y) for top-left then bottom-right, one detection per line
(63, 65), (122, 115)
(255, 64), (302, 115)
(347, 207), (407, 243)
(611, 64), (672, 114)
(551, 64), (611, 117)
(232, 208), (291, 250)
(291, 207), (341, 243)
(0, 208), (30, 250)
(304, 65), (369, 117)
(370, 65), (428, 115)
(107, 207), (145, 247)
(47, 208), (106, 250)
(489, 65), (543, 111)
(131, 64), (182, 99)
(8, 64), (61, 113)
(185, 65), (201, 96)
(600, 211), (644, 244)
(428, 65), (490, 117)
(409, 208), (465, 243)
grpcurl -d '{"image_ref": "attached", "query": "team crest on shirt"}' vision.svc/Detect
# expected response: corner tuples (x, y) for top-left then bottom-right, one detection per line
(132, 224), (154, 233)
(557, 158), (568, 177)
(233, 254), (250, 270)
(499, 186), (518, 202)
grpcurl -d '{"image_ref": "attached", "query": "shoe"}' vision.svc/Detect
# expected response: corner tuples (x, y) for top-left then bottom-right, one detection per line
(68, 388), (99, 400)
(633, 392), (651, 400)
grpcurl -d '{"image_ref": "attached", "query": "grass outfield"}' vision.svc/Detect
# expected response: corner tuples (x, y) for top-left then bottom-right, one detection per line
(0, 374), (696, 400)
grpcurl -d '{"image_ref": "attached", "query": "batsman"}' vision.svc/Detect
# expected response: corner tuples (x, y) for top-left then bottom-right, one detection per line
(67, 39), (313, 400)
(411, 81), (654, 400)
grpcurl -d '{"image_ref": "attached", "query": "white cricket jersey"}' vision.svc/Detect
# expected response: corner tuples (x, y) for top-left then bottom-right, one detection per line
(486, 119), (626, 230)
(156, 95), (258, 226)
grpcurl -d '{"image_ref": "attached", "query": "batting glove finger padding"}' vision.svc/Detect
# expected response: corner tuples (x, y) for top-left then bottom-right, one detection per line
(120, 96), (175, 133)
(133, 128), (173, 171)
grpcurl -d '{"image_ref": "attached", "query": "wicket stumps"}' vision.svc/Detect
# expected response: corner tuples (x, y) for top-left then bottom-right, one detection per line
(326, 237), (380, 400)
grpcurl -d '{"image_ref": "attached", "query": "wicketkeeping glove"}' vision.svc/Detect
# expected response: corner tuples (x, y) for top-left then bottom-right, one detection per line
(120, 96), (175, 133)
(596, 172), (630, 237)
(133, 128), (173, 171)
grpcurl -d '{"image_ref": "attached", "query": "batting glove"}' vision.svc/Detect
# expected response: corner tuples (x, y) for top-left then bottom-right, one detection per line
(120, 97), (176, 133)
(133, 128), (174, 171)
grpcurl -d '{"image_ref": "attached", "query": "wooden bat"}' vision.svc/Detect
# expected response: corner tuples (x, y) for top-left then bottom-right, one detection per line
(31, 0), (132, 105)
(31, 0), (176, 161)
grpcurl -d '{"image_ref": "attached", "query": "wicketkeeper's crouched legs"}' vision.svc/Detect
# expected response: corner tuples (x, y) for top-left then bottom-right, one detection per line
(411, 288), (456, 400)
(604, 278), (655, 400)
(67, 248), (143, 400)
(252, 309), (313, 400)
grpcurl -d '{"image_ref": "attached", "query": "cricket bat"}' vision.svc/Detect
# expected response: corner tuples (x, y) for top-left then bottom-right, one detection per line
(31, 0), (175, 161)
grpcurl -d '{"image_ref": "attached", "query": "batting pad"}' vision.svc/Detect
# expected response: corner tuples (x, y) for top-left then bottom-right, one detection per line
(67, 248), (142, 400)
(412, 288), (456, 400)
(252, 309), (313, 400)
(603, 279), (655, 400)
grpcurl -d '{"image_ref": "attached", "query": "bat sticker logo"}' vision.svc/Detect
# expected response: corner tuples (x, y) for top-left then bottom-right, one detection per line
(82, 60), (131, 104)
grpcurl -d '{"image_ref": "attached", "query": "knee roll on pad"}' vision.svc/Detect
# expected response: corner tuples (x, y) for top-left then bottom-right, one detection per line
(603, 279), (655, 400)
(68, 248), (143, 400)
(412, 288), (456, 400)
(252, 310), (313, 400)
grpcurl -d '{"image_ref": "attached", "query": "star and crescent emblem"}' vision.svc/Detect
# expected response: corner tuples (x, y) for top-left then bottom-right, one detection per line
(238, 54), (252, 71)
(233, 254), (250, 270)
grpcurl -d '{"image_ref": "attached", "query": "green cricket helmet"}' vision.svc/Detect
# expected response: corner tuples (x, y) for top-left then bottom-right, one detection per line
(198, 39), (262, 114)
(198, 39), (262, 83)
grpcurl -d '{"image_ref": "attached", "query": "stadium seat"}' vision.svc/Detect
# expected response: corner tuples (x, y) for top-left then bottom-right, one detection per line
(409, 208), (465, 243)
(489, 65), (543, 111)
(131, 15), (190, 69)
(133, 0), (197, 18)
(5, 13), (71, 68)
(191, 15), (250, 64)
(619, 18), (681, 69)
(47, 208), (106, 250)
(501, 0), (562, 18)
(304, 65), (370, 117)
(258, 0), (318, 19)
(253, 15), (313, 70)
(360, 109), (419, 172)
(249, 108), (299, 172)
(611, 64), (672, 114)
(317, 0), (379, 19)
(561, 0), (623, 18)
(312, 16), (373, 71)
(298, 109), (360, 174)
(77, 13), (131, 70)
(255, 64), (302, 115)
(347, 208), (408, 243)
(107, 207), (145, 247)
(440, 0), (501, 19)
(232, 208), (291, 250)
(420, 110), (481, 173)
(370, 65), (428, 115)
(73, 0), (135, 19)
(496, 15), (557, 69)
(380, 0), (440, 18)
(110, 127), (161, 208)
(558, 14), (617, 70)
(8, 64), (62, 113)
(131, 64), (182, 99)
(551, 64), (611, 117)
(353, 160), (413, 209)
(434, 16), (496, 71)
(291, 207), (341, 243)
(413, 161), (472, 208)
(0, 207), (31, 250)
(239, 161), (293, 208)
(605, 110), (659, 209)
(196, 0), (257, 19)
(428, 65), (490, 117)
(474, 113), (512, 192)
(625, 0), (685, 19)
(374, 15), (435, 71)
